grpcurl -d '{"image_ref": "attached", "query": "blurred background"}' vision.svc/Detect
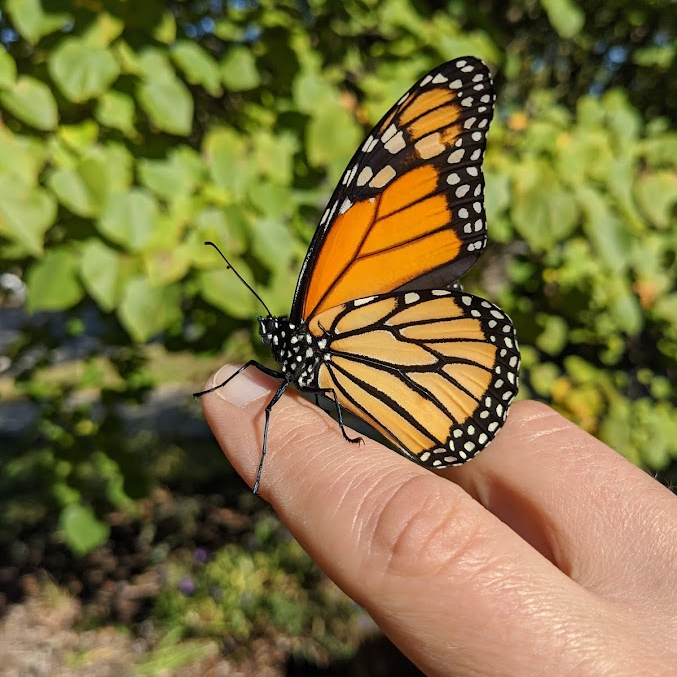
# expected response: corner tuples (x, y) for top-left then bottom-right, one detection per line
(0, 0), (674, 674)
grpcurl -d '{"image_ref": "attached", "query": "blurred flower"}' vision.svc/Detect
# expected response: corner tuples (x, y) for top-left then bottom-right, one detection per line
(178, 575), (195, 596)
(193, 547), (209, 564)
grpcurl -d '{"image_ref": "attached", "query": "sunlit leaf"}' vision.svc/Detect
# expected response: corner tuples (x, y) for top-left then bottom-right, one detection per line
(26, 248), (83, 311)
(118, 277), (182, 342)
(95, 90), (137, 136)
(6, 0), (70, 43)
(635, 171), (677, 229)
(48, 38), (120, 102)
(221, 46), (260, 91)
(0, 50), (17, 89)
(171, 41), (222, 96)
(47, 155), (111, 217)
(59, 504), (110, 556)
(80, 239), (123, 312)
(539, 0), (585, 38)
(98, 189), (158, 251)
(199, 264), (257, 319)
(0, 75), (58, 130)
(0, 176), (56, 255)
(137, 77), (194, 136)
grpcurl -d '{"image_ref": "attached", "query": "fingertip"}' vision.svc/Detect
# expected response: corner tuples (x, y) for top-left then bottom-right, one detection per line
(207, 363), (274, 408)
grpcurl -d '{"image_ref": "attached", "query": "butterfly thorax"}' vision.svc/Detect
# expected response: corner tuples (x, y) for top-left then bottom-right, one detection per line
(258, 316), (325, 389)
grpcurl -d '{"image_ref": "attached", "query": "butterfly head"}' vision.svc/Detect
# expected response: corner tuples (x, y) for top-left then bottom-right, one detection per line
(258, 316), (279, 347)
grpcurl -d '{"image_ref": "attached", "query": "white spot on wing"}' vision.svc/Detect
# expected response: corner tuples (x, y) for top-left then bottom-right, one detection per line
(356, 166), (373, 186)
(384, 130), (406, 154)
(382, 124), (398, 143)
(369, 165), (396, 188)
(339, 198), (352, 214)
(415, 133), (445, 159)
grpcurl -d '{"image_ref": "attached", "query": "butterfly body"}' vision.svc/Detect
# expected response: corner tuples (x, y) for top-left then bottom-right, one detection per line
(198, 56), (520, 493)
(258, 315), (327, 389)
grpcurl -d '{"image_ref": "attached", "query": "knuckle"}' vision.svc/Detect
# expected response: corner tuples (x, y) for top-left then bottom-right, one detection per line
(361, 473), (491, 581)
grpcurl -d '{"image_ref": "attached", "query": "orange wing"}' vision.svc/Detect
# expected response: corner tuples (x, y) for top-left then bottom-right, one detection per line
(307, 289), (520, 467)
(291, 57), (495, 324)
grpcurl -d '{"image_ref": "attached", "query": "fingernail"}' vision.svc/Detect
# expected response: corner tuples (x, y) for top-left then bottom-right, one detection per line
(211, 364), (271, 407)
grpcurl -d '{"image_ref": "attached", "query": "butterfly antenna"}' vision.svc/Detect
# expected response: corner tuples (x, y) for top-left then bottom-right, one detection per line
(203, 241), (273, 317)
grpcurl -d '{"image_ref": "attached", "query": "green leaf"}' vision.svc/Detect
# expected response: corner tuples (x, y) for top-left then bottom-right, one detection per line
(641, 133), (677, 166)
(95, 90), (137, 136)
(250, 217), (297, 273)
(635, 171), (677, 229)
(577, 186), (631, 271)
(49, 38), (120, 103)
(307, 104), (361, 177)
(153, 10), (177, 44)
(81, 12), (125, 47)
(484, 170), (511, 223)
(171, 41), (222, 96)
(0, 49), (17, 89)
(190, 206), (248, 264)
(58, 122), (99, 157)
(0, 127), (46, 185)
(80, 239), (123, 312)
(47, 155), (111, 217)
(0, 176), (56, 255)
(221, 46), (260, 91)
(26, 248), (84, 311)
(136, 49), (177, 82)
(138, 148), (204, 199)
(199, 264), (257, 319)
(118, 277), (181, 342)
(248, 182), (294, 219)
(137, 77), (193, 136)
(145, 245), (192, 286)
(0, 75), (58, 130)
(253, 131), (299, 185)
(293, 70), (335, 114)
(536, 314), (568, 355)
(203, 127), (256, 197)
(98, 189), (158, 252)
(539, 0), (585, 39)
(59, 504), (110, 557)
(6, 0), (70, 43)
(633, 44), (675, 69)
(511, 160), (578, 250)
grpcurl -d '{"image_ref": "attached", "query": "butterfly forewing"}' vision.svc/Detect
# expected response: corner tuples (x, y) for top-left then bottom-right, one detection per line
(308, 290), (520, 468)
(291, 56), (495, 325)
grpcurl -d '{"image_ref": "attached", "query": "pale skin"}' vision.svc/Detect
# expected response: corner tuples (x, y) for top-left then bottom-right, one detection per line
(202, 364), (677, 677)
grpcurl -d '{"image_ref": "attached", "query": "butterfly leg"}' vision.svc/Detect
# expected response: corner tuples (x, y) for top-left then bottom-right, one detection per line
(192, 360), (283, 398)
(253, 380), (290, 495)
(304, 387), (363, 446)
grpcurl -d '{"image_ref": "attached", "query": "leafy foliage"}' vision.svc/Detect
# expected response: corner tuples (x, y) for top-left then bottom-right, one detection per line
(155, 516), (363, 659)
(0, 0), (674, 576)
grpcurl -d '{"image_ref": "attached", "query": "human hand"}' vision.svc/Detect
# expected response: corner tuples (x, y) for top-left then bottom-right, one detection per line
(201, 364), (677, 677)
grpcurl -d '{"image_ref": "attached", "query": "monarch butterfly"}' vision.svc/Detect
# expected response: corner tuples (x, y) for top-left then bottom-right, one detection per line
(196, 56), (520, 493)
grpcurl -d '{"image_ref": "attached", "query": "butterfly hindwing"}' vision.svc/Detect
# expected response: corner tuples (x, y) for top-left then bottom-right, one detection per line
(308, 290), (519, 468)
(292, 56), (496, 324)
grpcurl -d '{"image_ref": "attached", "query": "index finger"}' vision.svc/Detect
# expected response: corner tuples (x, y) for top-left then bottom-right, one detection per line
(200, 364), (654, 677)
